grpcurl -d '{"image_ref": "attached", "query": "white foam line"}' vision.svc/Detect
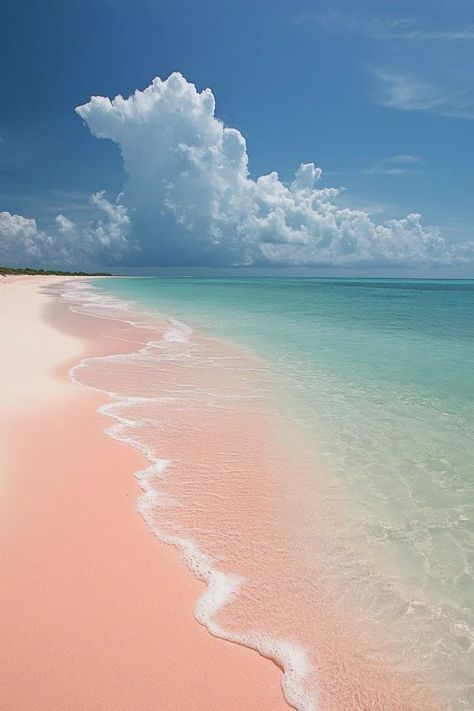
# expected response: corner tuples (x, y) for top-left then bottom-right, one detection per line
(62, 279), (318, 711)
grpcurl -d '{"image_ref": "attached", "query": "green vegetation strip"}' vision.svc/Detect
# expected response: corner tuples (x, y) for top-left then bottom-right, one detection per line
(0, 267), (112, 276)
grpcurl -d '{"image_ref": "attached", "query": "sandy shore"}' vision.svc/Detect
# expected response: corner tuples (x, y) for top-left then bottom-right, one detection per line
(0, 276), (288, 710)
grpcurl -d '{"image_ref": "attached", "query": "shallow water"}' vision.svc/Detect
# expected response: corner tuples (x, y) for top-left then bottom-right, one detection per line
(65, 277), (474, 709)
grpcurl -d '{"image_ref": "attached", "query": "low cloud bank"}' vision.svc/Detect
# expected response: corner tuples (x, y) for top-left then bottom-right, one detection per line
(0, 192), (130, 269)
(2, 72), (472, 269)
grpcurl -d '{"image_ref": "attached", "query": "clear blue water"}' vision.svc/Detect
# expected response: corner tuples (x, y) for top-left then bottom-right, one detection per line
(94, 276), (474, 705)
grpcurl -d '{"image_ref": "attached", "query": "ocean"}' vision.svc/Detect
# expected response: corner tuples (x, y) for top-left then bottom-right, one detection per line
(64, 277), (474, 710)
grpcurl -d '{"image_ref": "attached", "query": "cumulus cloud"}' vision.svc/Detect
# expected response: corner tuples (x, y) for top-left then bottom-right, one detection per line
(0, 192), (130, 269)
(2, 72), (472, 269)
(75, 72), (473, 268)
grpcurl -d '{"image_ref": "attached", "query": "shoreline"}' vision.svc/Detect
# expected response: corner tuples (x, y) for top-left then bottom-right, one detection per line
(51, 278), (437, 711)
(0, 276), (289, 710)
(0, 275), (443, 711)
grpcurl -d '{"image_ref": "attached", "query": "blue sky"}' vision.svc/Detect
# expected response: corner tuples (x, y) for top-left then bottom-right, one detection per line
(1, 0), (473, 274)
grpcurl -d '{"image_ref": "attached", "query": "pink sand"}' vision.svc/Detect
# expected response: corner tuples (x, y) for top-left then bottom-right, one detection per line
(0, 277), (288, 711)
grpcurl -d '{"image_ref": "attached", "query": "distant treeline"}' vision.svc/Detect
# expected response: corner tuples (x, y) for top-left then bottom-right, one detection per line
(0, 266), (112, 277)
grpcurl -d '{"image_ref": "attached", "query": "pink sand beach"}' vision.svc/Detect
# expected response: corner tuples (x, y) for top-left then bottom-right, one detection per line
(0, 276), (288, 711)
(0, 276), (438, 710)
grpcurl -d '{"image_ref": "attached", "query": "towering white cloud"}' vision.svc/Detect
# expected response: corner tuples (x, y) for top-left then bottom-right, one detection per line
(2, 72), (472, 269)
(76, 72), (472, 268)
(0, 192), (130, 269)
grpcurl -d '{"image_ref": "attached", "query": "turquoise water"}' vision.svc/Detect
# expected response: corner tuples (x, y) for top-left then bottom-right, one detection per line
(95, 276), (474, 705)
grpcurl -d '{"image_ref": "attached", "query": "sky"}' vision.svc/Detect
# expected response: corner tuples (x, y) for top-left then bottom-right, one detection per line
(1, 0), (473, 275)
